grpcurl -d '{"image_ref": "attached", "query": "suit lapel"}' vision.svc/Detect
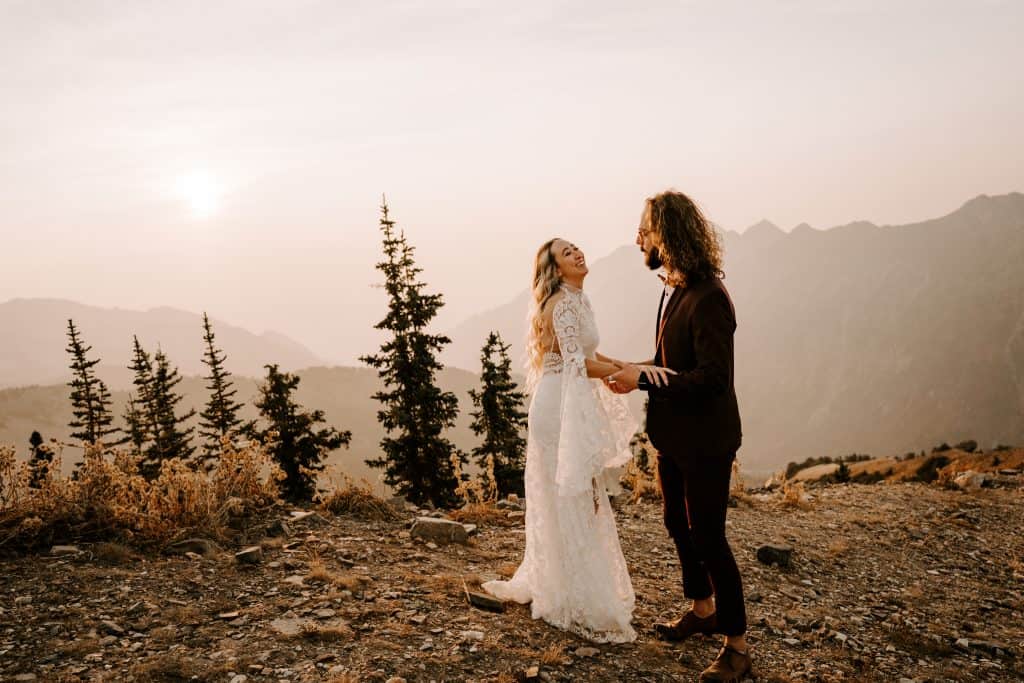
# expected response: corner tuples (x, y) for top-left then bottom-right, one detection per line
(655, 286), (685, 364)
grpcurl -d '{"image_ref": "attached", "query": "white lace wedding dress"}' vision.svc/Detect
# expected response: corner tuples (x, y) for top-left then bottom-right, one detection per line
(482, 286), (639, 643)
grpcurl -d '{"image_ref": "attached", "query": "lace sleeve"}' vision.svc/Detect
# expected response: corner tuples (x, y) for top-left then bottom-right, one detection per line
(552, 295), (586, 378)
(552, 293), (638, 498)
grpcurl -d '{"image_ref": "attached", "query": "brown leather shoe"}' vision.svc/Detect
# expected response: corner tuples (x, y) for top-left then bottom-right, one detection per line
(699, 645), (753, 682)
(653, 609), (718, 641)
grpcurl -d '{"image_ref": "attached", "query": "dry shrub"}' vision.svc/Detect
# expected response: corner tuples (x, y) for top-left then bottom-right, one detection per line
(452, 451), (498, 506)
(495, 561), (518, 579)
(93, 541), (137, 565)
(449, 501), (514, 526)
(827, 538), (849, 558)
(295, 621), (354, 643)
(130, 652), (206, 680)
(319, 474), (398, 521)
(305, 549), (366, 590)
(326, 673), (361, 683)
(620, 459), (661, 502)
(780, 480), (812, 509)
(540, 643), (566, 665)
(886, 626), (955, 658)
(0, 440), (282, 551)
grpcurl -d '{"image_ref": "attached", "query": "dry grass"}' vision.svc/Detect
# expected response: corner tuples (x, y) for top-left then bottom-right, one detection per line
(449, 501), (515, 526)
(325, 673), (361, 683)
(495, 561), (518, 579)
(319, 475), (398, 521)
(539, 643), (566, 665)
(56, 637), (101, 657)
(306, 550), (368, 590)
(781, 480), (812, 509)
(130, 652), (206, 680)
(0, 440), (282, 551)
(620, 459), (661, 503)
(164, 605), (204, 626)
(93, 541), (137, 565)
(886, 626), (956, 658)
(295, 621), (354, 643)
(827, 538), (850, 558)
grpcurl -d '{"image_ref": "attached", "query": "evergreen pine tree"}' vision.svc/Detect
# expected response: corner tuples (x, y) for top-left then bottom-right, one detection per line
(468, 331), (528, 498)
(125, 337), (158, 458)
(65, 319), (118, 445)
(243, 364), (351, 502)
(361, 199), (464, 508)
(197, 312), (245, 470)
(122, 395), (149, 457)
(129, 338), (196, 478)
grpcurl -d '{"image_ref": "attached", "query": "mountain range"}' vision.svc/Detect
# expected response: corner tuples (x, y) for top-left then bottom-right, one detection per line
(0, 299), (322, 390)
(446, 193), (1024, 471)
(1, 193), (1022, 478)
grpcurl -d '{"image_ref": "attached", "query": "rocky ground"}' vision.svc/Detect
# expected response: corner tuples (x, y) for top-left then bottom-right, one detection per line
(1, 478), (1022, 683)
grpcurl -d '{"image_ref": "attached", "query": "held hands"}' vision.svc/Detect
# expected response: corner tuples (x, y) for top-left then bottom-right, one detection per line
(602, 364), (677, 394)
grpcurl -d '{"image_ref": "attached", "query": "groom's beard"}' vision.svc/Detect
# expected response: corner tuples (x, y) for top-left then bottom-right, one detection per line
(644, 246), (663, 270)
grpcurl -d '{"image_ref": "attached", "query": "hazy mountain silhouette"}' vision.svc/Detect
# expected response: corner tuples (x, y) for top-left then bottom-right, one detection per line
(0, 299), (323, 390)
(445, 193), (1024, 475)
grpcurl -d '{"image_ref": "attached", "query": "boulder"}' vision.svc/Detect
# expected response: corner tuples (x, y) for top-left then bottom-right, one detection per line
(953, 471), (989, 491)
(410, 517), (469, 545)
(234, 546), (263, 565)
(756, 543), (793, 568)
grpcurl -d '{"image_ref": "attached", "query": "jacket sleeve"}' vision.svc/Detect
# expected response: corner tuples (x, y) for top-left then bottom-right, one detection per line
(646, 288), (735, 403)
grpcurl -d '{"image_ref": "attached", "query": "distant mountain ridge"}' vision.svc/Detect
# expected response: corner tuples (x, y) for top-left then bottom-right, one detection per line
(445, 193), (1024, 474)
(0, 299), (323, 390)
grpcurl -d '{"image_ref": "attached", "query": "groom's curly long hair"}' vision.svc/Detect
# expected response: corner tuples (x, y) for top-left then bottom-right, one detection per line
(645, 190), (724, 287)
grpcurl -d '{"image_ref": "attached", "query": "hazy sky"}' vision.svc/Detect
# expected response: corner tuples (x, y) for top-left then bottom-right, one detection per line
(2, 0), (1022, 364)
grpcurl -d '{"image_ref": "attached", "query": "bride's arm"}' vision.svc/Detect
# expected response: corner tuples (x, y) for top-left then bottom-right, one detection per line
(585, 357), (620, 379)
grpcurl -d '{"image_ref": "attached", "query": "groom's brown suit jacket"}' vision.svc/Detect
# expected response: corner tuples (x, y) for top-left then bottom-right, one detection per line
(644, 276), (742, 463)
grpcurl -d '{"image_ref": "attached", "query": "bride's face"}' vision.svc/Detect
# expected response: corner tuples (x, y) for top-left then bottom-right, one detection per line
(552, 239), (588, 280)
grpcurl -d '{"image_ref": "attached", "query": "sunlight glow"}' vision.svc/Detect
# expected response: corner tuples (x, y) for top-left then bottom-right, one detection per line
(176, 170), (222, 219)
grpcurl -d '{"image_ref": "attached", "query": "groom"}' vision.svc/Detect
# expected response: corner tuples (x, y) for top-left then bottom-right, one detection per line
(606, 190), (751, 681)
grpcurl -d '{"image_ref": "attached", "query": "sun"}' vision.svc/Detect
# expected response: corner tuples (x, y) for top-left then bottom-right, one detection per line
(176, 169), (222, 219)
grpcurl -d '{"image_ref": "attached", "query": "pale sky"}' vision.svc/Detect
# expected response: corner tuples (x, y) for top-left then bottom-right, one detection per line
(2, 0), (1022, 365)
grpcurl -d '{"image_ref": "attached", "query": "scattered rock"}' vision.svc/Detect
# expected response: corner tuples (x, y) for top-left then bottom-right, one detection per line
(410, 517), (469, 545)
(269, 618), (309, 637)
(49, 545), (80, 556)
(234, 546), (263, 564)
(265, 518), (292, 537)
(166, 538), (221, 556)
(99, 620), (125, 636)
(466, 590), (505, 612)
(756, 543), (793, 568)
(289, 510), (329, 526)
(574, 646), (600, 658)
(953, 471), (990, 491)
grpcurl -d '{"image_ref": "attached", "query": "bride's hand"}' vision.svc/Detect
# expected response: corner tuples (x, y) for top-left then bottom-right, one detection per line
(641, 365), (677, 387)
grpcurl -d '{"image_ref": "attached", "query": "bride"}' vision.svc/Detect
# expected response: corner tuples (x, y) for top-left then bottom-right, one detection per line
(482, 237), (672, 643)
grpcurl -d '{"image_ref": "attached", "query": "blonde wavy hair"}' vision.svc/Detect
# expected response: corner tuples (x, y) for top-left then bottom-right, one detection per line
(644, 190), (724, 287)
(524, 238), (563, 392)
